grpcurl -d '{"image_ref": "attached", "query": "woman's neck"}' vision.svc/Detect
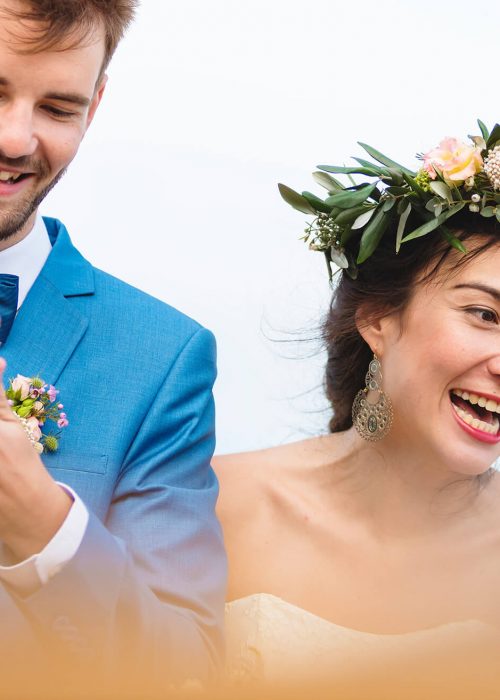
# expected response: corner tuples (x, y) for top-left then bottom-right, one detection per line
(318, 429), (498, 538)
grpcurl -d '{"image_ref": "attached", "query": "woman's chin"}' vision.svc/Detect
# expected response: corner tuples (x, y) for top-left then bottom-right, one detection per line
(439, 442), (499, 478)
(400, 428), (498, 479)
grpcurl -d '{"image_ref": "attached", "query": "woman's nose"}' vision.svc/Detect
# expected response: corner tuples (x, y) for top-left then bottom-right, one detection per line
(487, 349), (500, 380)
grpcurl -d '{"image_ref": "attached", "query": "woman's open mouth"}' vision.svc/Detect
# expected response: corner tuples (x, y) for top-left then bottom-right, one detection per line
(450, 389), (500, 444)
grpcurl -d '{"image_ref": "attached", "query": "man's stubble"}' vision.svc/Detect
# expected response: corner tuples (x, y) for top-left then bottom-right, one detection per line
(0, 154), (66, 242)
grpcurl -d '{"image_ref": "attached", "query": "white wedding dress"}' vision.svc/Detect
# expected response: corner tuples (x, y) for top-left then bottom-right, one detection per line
(225, 593), (500, 690)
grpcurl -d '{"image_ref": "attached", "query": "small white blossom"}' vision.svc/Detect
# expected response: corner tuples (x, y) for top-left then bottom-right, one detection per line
(484, 145), (500, 191)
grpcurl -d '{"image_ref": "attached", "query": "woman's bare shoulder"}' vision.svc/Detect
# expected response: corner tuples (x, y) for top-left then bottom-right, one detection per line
(213, 443), (291, 478)
(213, 435), (339, 513)
(213, 444), (286, 513)
(214, 435), (335, 477)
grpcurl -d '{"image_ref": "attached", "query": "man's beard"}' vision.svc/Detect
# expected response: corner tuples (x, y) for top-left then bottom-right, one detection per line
(0, 167), (67, 242)
(0, 148), (67, 241)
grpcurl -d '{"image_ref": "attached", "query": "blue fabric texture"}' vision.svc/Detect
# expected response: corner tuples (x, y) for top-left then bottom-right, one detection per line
(0, 273), (18, 345)
(0, 218), (226, 685)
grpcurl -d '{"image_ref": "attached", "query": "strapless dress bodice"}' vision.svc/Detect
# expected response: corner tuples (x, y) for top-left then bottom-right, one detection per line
(225, 593), (500, 687)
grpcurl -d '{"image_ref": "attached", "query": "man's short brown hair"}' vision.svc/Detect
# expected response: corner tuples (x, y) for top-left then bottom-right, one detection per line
(2, 0), (138, 76)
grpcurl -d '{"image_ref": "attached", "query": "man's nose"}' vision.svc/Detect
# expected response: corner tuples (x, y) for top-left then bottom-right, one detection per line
(0, 102), (38, 160)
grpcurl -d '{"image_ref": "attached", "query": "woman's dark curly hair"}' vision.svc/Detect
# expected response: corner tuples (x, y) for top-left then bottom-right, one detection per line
(324, 212), (500, 433)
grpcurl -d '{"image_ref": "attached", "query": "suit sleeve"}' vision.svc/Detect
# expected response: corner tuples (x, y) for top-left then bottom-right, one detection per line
(11, 327), (227, 688)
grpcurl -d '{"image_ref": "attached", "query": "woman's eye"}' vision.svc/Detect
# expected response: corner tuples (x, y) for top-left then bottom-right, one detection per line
(468, 307), (499, 324)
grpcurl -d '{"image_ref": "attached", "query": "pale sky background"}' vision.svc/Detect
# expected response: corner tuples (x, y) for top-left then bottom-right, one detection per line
(41, 0), (500, 455)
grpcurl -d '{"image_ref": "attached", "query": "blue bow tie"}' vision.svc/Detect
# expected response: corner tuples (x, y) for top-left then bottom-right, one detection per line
(0, 274), (19, 346)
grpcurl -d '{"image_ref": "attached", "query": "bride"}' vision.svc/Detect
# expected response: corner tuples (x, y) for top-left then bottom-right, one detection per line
(214, 122), (500, 694)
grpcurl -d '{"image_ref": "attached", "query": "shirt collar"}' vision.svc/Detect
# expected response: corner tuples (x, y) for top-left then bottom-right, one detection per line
(0, 215), (52, 309)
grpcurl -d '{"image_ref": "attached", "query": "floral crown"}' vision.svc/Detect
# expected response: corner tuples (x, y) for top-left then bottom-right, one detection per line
(279, 119), (500, 280)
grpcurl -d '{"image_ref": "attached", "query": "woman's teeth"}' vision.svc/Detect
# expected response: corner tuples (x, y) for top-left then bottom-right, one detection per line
(451, 389), (500, 435)
(452, 389), (500, 414)
(452, 403), (499, 434)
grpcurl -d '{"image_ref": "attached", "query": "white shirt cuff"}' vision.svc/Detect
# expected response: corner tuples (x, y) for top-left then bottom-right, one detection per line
(0, 482), (89, 595)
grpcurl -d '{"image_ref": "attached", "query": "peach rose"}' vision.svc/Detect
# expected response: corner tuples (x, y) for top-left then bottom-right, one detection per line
(423, 137), (483, 185)
(26, 417), (42, 442)
(11, 375), (31, 401)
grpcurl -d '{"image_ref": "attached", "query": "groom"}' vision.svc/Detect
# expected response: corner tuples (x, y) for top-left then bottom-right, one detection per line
(0, 0), (225, 691)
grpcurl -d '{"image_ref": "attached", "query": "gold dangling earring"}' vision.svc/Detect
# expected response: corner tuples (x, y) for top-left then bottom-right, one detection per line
(352, 354), (393, 441)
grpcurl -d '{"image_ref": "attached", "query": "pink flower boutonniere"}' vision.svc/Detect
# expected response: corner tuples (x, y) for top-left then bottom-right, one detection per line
(6, 375), (69, 453)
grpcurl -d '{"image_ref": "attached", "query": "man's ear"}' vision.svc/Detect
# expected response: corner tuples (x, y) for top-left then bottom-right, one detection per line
(86, 73), (108, 130)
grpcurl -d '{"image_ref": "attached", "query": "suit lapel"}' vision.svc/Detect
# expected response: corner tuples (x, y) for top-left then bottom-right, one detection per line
(1, 218), (94, 387)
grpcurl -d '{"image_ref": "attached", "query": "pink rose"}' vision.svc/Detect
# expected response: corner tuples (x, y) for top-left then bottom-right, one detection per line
(423, 138), (483, 185)
(11, 375), (32, 401)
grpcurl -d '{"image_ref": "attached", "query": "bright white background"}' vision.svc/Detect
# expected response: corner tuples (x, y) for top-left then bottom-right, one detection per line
(41, 0), (500, 455)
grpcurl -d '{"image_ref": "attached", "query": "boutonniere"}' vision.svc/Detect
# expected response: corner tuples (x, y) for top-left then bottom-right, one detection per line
(5, 375), (69, 454)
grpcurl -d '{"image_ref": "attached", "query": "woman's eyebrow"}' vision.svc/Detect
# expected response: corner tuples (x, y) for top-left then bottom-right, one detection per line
(453, 283), (500, 302)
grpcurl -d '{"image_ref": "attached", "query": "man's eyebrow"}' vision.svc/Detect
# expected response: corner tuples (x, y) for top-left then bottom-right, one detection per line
(0, 77), (90, 107)
(453, 283), (500, 302)
(43, 92), (91, 108)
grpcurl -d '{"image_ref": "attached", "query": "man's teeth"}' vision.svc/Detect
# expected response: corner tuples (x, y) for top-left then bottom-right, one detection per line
(452, 389), (500, 414)
(0, 171), (22, 182)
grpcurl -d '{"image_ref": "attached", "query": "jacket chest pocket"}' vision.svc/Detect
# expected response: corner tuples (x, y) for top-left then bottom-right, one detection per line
(42, 450), (108, 475)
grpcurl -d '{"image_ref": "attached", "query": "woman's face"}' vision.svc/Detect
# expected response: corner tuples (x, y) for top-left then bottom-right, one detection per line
(378, 240), (500, 476)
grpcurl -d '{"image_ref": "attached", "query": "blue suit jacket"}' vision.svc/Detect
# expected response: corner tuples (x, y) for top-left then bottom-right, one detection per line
(0, 218), (226, 685)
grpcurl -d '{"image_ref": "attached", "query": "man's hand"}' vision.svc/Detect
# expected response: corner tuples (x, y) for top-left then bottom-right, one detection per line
(0, 358), (72, 562)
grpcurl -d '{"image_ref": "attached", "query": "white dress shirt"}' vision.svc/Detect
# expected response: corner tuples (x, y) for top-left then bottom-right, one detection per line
(0, 214), (52, 306)
(0, 215), (89, 595)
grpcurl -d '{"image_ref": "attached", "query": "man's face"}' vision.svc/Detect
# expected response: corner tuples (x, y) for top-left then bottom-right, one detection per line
(0, 4), (107, 243)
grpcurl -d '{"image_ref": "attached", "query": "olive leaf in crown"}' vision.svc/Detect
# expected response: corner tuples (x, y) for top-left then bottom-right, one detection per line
(279, 119), (500, 281)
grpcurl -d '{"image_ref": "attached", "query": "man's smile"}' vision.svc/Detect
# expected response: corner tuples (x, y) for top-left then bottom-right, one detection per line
(0, 168), (36, 196)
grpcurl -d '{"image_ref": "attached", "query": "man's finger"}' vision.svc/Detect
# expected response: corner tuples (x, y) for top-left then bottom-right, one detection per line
(0, 356), (6, 389)
(0, 358), (18, 421)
